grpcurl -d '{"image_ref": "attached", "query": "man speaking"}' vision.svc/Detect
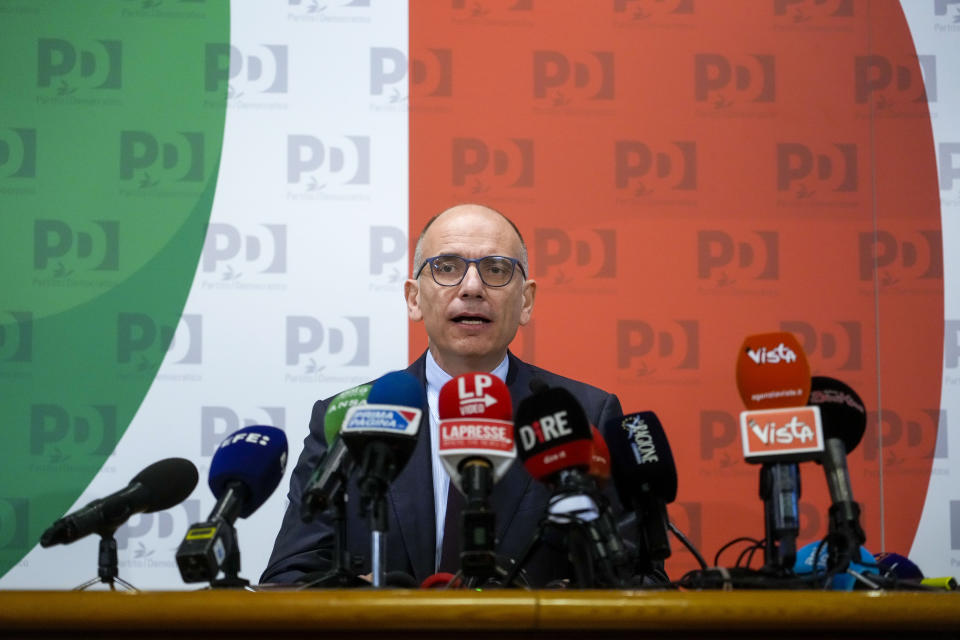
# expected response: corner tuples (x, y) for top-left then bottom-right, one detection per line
(261, 203), (623, 586)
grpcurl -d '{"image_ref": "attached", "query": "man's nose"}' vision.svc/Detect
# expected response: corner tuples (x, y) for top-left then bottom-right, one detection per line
(459, 262), (485, 295)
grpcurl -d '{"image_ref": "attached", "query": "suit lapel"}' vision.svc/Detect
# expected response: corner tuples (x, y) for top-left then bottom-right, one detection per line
(386, 354), (436, 582)
(490, 351), (533, 540)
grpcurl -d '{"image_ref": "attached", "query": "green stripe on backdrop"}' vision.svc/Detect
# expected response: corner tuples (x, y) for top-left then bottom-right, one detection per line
(0, 1), (228, 577)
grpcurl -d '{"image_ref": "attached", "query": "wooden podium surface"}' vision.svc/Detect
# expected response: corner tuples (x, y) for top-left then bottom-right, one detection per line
(1, 589), (959, 639)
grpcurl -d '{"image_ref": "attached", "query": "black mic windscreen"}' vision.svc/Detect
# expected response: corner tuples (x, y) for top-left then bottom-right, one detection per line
(605, 412), (678, 505)
(807, 376), (867, 453)
(130, 457), (199, 512)
(514, 386), (593, 481)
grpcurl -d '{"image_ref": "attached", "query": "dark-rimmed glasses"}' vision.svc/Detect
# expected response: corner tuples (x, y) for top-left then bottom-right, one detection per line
(414, 255), (525, 287)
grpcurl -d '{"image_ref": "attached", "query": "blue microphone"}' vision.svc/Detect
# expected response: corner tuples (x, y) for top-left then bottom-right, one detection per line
(339, 370), (425, 506)
(177, 425), (288, 585)
(338, 371), (424, 587)
(793, 540), (878, 590)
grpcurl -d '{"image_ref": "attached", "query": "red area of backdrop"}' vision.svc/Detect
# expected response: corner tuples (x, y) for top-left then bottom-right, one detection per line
(409, 0), (942, 575)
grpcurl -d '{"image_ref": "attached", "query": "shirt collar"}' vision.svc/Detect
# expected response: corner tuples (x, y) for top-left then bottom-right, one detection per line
(425, 350), (510, 391)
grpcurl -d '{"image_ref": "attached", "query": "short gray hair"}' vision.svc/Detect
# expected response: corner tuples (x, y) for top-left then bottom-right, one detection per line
(411, 204), (529, 278)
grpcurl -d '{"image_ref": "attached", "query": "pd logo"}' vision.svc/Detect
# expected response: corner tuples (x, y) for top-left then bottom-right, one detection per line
(119, 131), (205, 185)
(699, 410), (739, 462)
(202, 223), (287, 278)
(776, 143), (858, 195)
(694, 53), (775, 106)
(939, 143), (960, 192)
(532, 51), (614, 104)
(862, 409), (945, 462)
(858, 230), (942, 285)
(115, 499), (202, 551)
(37, 38), (122, 92)
(0, 311), (33, 363)
(616, 319), (699, 374)
(286, 316), (370, 369)
(773, 0), (853, 18)
(0, 128), (36, 178)
(948, 320), (960, 370)
(33, 219), (119, 274)
(30, 404), (118, 458)
(780, 320), (862, 371)
(935, 0), (960, 15)
(204, 43), (288, 97)
(200, 406), (286, 456)
(287, 135), (371, 189)
(117, 313), (203, 366)
(854, 55), (936, 106)
(533, 228), (616, 282)
(697, 230), (778, 284)
(370, 48), (452, 100)
(0, 498), (29, 550)
(451, 138), (534, 190)
(615, 141), (697, 195)
(369, 225), (406, 280)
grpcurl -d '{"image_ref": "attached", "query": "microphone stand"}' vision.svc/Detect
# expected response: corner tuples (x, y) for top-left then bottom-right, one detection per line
(502, 471), (620, 588)
(759, 462), (800, 573)
(74, 532), (138, 592)
(369, 493), (388, 588)
(299, 482), (366, 589)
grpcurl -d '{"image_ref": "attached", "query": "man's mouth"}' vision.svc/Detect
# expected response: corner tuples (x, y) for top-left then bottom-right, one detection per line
(452, 315), (491, 325)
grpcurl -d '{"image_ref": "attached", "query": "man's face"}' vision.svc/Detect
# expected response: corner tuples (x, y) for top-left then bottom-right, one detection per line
(404, 206), (536, 375)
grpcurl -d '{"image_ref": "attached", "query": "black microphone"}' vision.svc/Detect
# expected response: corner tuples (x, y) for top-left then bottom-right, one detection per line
(40, 458), (198, 547)
(177, 426), (287, 585)
(604, 411), (676, 576)
(808, 376), (868, 573)
(513, 385), (621, 588)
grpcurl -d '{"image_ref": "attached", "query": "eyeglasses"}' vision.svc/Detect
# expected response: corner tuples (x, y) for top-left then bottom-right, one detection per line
(414, 255), (526, 287)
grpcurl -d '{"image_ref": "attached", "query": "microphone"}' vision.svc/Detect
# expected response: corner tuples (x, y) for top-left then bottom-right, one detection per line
(301, 383), (372, 521)
(735, 331), (815, 573)
(513, 385), (621, 587)
(339, 371), (424, 509)
(794, 540), (879, 590)
(338, 370), (424, 587)
(176, 425), (287, 585)
(605, 411), (677, 576)
(808, 376), (867, 573)
(40, 458), (198, 547)
(437, 372), (516, 580)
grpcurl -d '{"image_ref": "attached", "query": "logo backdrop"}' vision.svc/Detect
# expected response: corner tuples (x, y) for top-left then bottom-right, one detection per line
(0, 0), (957, 588)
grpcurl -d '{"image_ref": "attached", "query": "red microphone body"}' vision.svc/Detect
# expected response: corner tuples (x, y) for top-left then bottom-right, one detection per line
(437, 372), (516, 581)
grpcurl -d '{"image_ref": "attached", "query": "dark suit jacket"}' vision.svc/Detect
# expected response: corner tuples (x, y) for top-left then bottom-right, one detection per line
(260, 350), (623, 586)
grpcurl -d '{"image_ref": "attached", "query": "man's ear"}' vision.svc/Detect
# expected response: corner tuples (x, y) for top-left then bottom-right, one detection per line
(519, 278), (536, 326)
(404, 278), (423, 322)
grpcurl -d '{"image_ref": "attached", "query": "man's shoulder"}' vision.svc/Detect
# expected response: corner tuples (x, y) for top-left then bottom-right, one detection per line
(508, 353), (617, 402)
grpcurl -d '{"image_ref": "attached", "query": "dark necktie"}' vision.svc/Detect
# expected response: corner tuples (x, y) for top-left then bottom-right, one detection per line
(437, 480), (464, 573)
